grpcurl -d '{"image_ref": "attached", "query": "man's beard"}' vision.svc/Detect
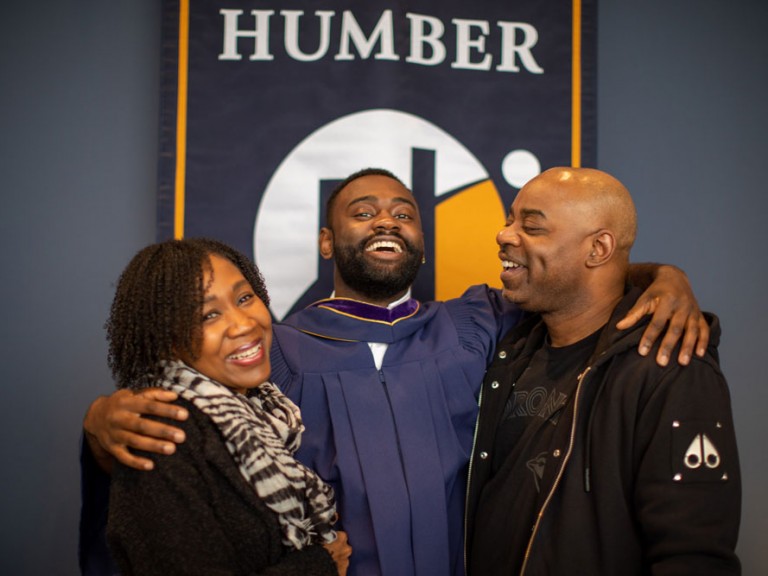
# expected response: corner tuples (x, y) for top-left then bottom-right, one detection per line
(334, 235), (423, 302)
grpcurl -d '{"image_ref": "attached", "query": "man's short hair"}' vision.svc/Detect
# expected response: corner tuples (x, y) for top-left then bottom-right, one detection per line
(325, 168), (408, 229)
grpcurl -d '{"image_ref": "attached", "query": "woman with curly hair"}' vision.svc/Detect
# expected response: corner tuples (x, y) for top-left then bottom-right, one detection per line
(103, 238), (351, 576)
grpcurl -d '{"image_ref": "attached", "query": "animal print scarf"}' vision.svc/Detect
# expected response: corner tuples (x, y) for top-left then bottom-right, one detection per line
(161, 360), (336, 549)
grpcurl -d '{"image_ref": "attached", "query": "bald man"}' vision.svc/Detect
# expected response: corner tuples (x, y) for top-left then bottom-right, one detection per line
(464, 168), (741, 575)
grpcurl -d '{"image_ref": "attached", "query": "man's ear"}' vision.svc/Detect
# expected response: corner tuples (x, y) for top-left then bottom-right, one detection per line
(586, 230), (616, 267)
(319, 227), (334, 260)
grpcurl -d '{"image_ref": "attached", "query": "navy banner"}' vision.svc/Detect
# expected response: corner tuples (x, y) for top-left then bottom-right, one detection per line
(158, 0), (596, 319)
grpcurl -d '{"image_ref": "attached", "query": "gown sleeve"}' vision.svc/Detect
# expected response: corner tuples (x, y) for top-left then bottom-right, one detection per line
(79, 434), (118, 575)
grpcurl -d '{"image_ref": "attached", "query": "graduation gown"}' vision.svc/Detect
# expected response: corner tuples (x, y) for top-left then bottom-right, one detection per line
(271, 285), (522, 576)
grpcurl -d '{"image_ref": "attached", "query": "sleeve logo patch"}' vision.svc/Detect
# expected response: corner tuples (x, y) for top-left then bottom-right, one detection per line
(671, 420), (730, 483)
(684, 434), (720, 470)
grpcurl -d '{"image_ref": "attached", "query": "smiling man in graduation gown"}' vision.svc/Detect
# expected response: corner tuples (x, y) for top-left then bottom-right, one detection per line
(270, 169), (522, 575)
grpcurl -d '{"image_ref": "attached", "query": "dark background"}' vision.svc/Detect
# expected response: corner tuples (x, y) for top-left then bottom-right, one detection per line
(1, 1), (766, 573)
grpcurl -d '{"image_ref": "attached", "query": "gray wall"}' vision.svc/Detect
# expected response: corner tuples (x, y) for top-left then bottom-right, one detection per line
(1, 1), (765, 574)
(598, 1), (768, 572)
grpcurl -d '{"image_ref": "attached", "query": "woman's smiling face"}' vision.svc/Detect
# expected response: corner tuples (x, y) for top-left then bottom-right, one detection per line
(181, 254), (273, 394)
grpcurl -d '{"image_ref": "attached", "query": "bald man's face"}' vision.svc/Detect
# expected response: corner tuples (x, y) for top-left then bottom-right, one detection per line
(496, 173), (598, 313)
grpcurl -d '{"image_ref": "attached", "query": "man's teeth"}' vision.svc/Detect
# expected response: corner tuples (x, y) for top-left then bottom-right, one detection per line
(229, 344), (261, 360)
(366, 241), (403, 253)
(502, 260), (523, 269)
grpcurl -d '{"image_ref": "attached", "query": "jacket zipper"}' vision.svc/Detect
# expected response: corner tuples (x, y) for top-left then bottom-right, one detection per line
(463, 384), (484, 574)
(519, 366), (592, 575)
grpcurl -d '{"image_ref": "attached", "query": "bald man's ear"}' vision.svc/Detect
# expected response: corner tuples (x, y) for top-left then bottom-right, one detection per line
(319, 227), (334, 260)
(586, 230), (615, 267)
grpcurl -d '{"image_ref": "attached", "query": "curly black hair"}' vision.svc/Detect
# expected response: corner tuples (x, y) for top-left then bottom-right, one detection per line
(325, 167), (409, 229)
(106, 238), (270, 390)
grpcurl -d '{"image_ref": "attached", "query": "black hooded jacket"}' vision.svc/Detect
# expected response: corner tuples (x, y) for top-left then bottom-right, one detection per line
(465, 287), (741, 575)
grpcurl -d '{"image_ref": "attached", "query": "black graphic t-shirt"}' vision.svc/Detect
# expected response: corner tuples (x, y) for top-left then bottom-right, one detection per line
(470, 329), (600, 576)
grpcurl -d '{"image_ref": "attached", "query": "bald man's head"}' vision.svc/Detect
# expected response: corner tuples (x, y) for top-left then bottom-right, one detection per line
(536, 167), (637, 257)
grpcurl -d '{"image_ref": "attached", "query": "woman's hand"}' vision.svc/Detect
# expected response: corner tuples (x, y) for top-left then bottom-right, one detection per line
(323, 531), (352, 576)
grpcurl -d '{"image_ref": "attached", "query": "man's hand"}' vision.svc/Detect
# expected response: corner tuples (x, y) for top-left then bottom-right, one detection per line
(83, 388), (189, 472)
(618, 264), (709, 366)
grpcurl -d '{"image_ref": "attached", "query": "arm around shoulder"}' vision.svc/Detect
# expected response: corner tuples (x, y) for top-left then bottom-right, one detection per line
(82, 387), (187, 472)
(621, 263), (709, 366)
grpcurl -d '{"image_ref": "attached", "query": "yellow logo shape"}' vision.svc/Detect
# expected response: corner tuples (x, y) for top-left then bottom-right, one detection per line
(435, 178), (506, 300)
